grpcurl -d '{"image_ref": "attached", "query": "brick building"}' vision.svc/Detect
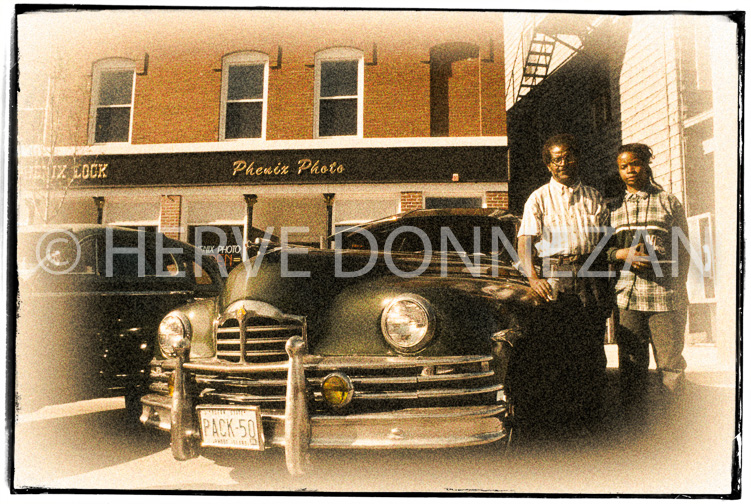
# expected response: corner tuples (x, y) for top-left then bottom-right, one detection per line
(503, 13), (739, 365)
(16, 9), (509, 269)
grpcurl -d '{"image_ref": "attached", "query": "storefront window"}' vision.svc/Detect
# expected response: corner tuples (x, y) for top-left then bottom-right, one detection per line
(188, 224), (245, 273)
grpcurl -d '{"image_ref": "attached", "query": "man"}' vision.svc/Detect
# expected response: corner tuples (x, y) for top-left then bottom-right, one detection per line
(514, 133), (612, 431)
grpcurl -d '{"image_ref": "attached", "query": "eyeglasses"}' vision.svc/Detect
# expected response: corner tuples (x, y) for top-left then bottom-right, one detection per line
(550, 154), (576, 166)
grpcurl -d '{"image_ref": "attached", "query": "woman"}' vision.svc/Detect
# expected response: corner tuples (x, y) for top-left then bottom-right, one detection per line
(606, 143), (690, 405)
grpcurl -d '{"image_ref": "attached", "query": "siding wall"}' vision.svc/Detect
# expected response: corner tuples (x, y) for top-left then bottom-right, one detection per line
(617, 16), (686, 203)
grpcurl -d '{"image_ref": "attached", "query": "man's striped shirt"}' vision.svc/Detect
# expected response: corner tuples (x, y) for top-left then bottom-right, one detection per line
(518, 177), (609, 258)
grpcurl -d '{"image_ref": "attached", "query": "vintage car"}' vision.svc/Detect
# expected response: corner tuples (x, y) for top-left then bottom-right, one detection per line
(16, 225), (224, 419)
(139, 209), (544, 473)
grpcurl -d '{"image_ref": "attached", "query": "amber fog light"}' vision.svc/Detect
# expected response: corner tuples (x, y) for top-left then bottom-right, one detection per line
(168, 372), (175, 396)
(321, 373), (354, 408)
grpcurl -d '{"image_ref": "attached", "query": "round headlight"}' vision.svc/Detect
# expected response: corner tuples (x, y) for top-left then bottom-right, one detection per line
(158, 312), (191, 357)
(380, 295), (436, 353)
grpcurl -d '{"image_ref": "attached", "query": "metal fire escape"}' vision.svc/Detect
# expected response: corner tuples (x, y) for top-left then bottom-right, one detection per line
(517, 33), (556, 101)
(513, 14), (601, 103)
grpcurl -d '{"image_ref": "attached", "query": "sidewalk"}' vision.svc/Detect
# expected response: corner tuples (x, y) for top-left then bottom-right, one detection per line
(604, 343), (736, 388)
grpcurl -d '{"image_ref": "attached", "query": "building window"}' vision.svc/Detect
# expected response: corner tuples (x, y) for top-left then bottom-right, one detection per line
(89, 58), (135, 144)
(315, 48), (364, 138)
(220, 52), (269, 140)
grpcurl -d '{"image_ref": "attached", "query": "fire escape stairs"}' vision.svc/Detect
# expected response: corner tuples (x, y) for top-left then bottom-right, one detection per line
(515, 16), (599, 103)
(516, 33), (556, 102)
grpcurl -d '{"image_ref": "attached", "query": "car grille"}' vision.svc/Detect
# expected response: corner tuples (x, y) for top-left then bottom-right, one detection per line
(215, 316), (304, 364)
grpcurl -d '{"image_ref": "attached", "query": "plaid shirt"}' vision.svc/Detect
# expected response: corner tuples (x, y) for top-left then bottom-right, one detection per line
(606, 185), (689, 311)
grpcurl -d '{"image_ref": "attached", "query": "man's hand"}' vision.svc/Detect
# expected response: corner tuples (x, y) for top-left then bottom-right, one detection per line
(518, 235), (554, 301)
(529, 277), (553, 302)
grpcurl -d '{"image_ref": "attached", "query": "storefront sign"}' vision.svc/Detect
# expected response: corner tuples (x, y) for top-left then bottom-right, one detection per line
(18, 146), (508, 188)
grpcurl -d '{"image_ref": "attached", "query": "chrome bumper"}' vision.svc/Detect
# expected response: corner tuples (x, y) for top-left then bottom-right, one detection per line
(141, 336), (509, 475)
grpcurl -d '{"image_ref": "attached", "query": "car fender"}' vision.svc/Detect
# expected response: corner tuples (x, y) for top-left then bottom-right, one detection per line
(315, 275), (539, 356)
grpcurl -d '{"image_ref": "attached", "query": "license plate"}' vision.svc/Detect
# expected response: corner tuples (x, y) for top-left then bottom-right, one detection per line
(198, 406), (264, 450)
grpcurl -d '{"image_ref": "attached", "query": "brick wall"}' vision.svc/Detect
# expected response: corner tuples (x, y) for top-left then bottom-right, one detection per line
(450, 59), (481, 137)
(160, 195), (182, 239)
(18, 10), (506, 146)
(400, 191), (423, 211)
(485, 191), (509, 210)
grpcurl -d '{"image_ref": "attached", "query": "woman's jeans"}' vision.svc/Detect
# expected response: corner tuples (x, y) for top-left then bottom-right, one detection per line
(617, 306), (688, 400)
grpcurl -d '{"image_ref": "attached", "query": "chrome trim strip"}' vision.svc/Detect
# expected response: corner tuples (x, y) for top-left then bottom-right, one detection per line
(245, 325), (302, 333)
(183, 360), (288, 373)
(336, 370), (495, 385)
(194, 376), (287, 387)
(217, 350), (288, 358)
(306, 354), (493, 369)
(102, 290), (195, 296)
(217, 337), (291, 345)
(142, 393), (170, 408)
(312, 382), (502, 401)
(200, 391), (286, 403)
(149, 382), (170, 394)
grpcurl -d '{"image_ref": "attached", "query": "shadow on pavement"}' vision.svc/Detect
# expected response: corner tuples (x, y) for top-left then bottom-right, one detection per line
(14, 407), (169, 487)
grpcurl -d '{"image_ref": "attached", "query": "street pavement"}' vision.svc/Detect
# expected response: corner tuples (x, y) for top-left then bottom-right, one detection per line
(12, 343), (739, 495)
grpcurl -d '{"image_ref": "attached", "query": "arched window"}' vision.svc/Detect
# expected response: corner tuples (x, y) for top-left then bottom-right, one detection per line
(89, 58), (136, 144)
(314, 47), (364, 138)
(220, 51), (269, 140)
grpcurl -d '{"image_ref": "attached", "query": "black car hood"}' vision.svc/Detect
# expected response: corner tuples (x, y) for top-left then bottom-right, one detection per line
(219, 247), (534, 313)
